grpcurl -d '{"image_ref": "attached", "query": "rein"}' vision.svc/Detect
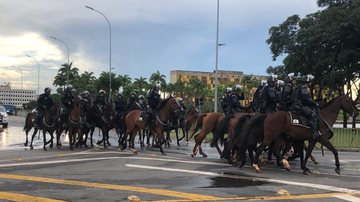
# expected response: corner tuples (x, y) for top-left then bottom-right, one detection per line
(156, 115), (170, 126)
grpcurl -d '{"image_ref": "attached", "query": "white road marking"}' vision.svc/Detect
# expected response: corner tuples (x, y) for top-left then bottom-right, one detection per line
(125, 164), (359, 194)
(334, 194), (360, 202)
(0, 155), (227, 168)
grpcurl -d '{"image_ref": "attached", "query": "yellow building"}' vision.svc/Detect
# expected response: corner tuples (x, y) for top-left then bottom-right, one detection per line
(170, 69), (267, 105)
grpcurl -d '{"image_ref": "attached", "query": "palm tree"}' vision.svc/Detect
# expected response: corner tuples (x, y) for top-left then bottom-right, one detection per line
(53, 62), (79, 88)
(76, 71), (97, 93)
(150, 70), (167, 97)
(133, 76), (148, 91)
(188, 78), (206, 97)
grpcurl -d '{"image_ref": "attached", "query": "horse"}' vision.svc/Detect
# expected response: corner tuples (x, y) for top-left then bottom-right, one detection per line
(189, 112), (224, 158)
(83, 102), (114, 148)
(121, 96), (180, 154)
(57, 96), (83, 150)
(23, 111), (38, 147)
(28, 104), (60, 150)
(176, 104), (199, 144)
(250, 94), (359, 174)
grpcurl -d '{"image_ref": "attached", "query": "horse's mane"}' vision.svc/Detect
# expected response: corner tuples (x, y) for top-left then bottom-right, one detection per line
(158, 97), (172, 109)
(322, 95), (342, 108)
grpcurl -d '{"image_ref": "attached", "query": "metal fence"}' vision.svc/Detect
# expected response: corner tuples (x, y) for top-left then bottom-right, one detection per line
(331, 128), (360, 149)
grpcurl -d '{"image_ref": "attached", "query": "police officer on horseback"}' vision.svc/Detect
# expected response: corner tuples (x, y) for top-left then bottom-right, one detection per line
(229, 84), (245, 114)
(145, 83), (162, 128)
(220, 87), (232, 115)
(60, 85), (75, 127)
(114, 92), (126, 133)
(35, 87), (53, 127)
(137, 94), (147, 111)
(252, 80), (267, 112)
(261, 75), (278, 113)
(178, 97), (187, 113)
(127, 91), (138, 110)
(80, 90), (92, 113)
(279, 73), (296, 111)
(292, 74), (321, 140)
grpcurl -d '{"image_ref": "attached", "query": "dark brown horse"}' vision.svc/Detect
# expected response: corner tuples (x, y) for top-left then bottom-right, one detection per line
(23, 111), (38, 147)
(251, 94), (359, 174)
(176, 104), (199, 144)
(121, 96), (180, 154)
(190, 112), (224, 158)
(28, 104), (60, 150)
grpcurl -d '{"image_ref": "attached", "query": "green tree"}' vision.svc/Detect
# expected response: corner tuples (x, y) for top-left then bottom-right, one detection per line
(133, 76), (148, 91)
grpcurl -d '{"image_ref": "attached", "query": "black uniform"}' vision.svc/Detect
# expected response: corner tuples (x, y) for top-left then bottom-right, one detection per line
(279, 81), (294, 111)
(61, 88), (74, 114)
(228, 91), (245, 114)
(145, 89), (161, 128)
(292, 83), (320, 139)
(219, 93), (230, 115)
(36, 92), (53, 125)
(261, 84), (278, 113)
(252, 85), (264, 112)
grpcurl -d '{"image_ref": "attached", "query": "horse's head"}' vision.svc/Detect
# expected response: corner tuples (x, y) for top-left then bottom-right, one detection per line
(159, 96), (180, 114)
(338, 94), (359, 117)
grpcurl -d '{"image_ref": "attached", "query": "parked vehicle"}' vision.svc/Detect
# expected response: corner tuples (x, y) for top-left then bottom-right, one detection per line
(0, 105), (9, 128)
(3, 104), (17, 115)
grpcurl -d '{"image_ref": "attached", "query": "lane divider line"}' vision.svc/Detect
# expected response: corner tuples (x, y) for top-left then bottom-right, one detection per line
(0, 191), (65, 202)
(0, 174), (222, 201)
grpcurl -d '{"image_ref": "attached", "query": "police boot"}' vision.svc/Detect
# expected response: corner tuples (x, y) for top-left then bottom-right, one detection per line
(309, 118), (321, 140)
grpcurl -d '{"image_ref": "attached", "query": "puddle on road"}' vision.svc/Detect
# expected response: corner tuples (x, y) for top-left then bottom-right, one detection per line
(195, 172), (268, 188)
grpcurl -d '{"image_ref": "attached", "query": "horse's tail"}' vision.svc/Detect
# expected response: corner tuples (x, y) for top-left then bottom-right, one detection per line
(188, 113), (206, 140)
(230, 114), (253, 149)
(23, 113), (32, 131)
(210, 115), (232, 147)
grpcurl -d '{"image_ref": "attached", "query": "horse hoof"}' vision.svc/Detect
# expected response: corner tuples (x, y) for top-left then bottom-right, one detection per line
(30, 146), (34, 150)
(202, 154), (208, 158)
(130, 149), (138, 155)
(190, 154), (195, 158)
(335, 168), (340, 175)
(314, 161), (319, 165)
(282, 159), (291, 171)
(161, 152), (166, 156)
(43, 147), (47, 151)
(24, 143), (28, 146)
(253, 164), (262, 173)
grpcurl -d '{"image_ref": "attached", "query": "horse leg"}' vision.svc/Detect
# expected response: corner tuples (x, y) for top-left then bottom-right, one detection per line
(322, 139), (340, 175)
(29, 128), (38, 150)
(46, 131), (54, 149)
(191, 142), (199, 157)
(42, 131), (47, 151)
(303, 143), (318, 164)
(272, 139), (291, 171)
(24, 130), (29, 146)
(90, 128), (95, 147)
(253, 143), (268, 173)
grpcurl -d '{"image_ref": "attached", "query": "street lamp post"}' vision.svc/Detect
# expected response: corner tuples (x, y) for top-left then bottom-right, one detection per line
(214, 0), (220, 112)
(50, 36), (70, 85)
(25, 55), (40, 96)
(85, 5), (112, 100)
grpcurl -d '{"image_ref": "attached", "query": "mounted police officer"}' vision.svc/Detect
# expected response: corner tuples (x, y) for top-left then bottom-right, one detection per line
(60, 85), (75, 127)
(252, 80), (267, 112)
(93, 89), (108, 125)
(80, 90), (92, 112)
(127, 91), (138, 110)
(114, 92), (127, 133)
(279, 73), (295, 111)
(261, 75), (278, 113)
(178, 97), (187, 113)
(292, 74), (321, 140)
(137, 94), (147, 111)
(220, 87), (232, 115)
(229, 84), (245, 114)
(35, 87), (53, 127)
(145, 83), (162, 128)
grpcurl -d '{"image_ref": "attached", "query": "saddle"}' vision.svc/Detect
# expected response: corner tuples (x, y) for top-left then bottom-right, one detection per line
(288, 111), (310, 128)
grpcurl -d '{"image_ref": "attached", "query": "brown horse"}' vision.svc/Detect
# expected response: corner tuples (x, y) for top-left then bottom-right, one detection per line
(251, 94), (359, 174)
(177, 104), (199, 143)
(68, 96), (83, 150)
(190, 112), (224, 158)
(121, 96), (180, 154)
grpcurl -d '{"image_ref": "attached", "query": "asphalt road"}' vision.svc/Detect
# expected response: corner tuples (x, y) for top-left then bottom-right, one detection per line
(0, 115), (359, 202)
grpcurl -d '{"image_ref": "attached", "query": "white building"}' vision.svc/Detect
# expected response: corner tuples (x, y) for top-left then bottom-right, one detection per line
(0, 83), (36, 109)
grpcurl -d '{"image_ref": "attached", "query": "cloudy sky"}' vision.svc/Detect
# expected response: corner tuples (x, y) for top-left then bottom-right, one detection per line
(0, 0), (320, 93)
